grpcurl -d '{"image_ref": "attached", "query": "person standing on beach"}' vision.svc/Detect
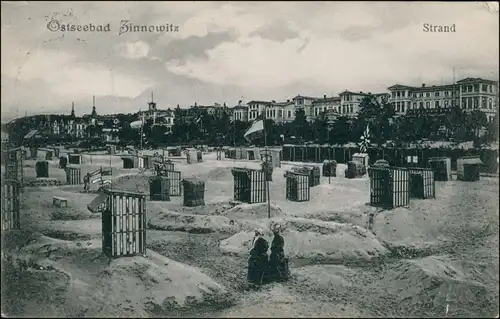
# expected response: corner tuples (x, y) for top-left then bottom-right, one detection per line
(269, 224), (290, 282)
(247, 228), (270, 287)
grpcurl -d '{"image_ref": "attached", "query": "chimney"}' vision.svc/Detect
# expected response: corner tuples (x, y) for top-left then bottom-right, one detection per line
(287, 99), (290, 102)
(194, 102), (197, 107)
(324, 94), (326, 98)
(422, 83), (426, 88)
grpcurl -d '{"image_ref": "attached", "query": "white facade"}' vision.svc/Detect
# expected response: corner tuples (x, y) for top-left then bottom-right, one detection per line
(388, 77), (498, 122)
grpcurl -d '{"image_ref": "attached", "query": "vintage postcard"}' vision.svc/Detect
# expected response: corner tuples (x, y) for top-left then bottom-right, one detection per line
(1, 1), (499, 318)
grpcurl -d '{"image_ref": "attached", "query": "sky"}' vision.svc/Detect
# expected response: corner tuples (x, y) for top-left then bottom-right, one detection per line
(1, 1), (499, 122)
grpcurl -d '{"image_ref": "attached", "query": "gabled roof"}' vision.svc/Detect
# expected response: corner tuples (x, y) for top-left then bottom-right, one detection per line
(456, 77), (497, 84)
(339, 90), (387, 96)
(388, 84), (414, 90)
(312, 97), (341, 104)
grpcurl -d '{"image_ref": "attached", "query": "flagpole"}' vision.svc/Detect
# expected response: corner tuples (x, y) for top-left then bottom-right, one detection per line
(263, 106), (271, 219)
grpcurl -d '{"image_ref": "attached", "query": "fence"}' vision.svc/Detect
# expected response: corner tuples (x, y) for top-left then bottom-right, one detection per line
(285, 171), (310, 202)
(408, 168), (435, 199)
(89, 167), (113, 188)
(100, 189), (147, 258)
(163, 170), (182, 196)
(35, 161), (49, 178)
(65, 166), (82, 185)
(281, 145), (498, 173)
(1, 180), (21, 230)
(231, 167), (267, 204)
(369, 167), (410, 209)
(149, 176), (170, 201)
(182, 178), (205, 207)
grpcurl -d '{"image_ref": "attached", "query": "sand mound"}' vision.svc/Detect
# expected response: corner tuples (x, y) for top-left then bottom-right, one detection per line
(168, 201), (240, 216)
(148, 211), (238, 234)
(99, 250), (231, 315)
(51, 209), (100, 221)
(380, 256), (495, 317)
(3, 237), (231, 317)
(202, 167), (235, 182)
(35, 220), (102, 241)
(220, 202), (285, 220)
(220, 217), (387, 262)
(111, 173), (152, 193)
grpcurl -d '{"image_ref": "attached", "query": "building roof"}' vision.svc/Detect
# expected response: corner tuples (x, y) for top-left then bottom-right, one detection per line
(387, 84), (415, 90)
(292, 95), (319, 100)
(247, 100), (272, 105)
(312, 97), (341, 104)
(339, 90), (389, 96)
(232, 104), (248, 110)
(456, 77), (498, 84)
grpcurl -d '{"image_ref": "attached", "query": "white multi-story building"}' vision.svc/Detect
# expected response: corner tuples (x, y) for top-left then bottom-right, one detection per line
(312, 95), (341, 118)
(388, 77), (498, 122)
(231, 101), (248, 122)
(247, 100), (271, 121)
(292, 95), (319, 122)
(339, 91), (390, 117)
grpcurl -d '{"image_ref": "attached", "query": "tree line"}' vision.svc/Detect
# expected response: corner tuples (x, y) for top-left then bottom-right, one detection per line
(5, 97), (498, 149)
(138, 96), (498, 148)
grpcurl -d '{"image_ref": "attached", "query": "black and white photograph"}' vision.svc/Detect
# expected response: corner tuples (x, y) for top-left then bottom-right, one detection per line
(1, 1), (499, 317)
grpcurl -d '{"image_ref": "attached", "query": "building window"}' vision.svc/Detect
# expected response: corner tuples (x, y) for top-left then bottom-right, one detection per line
(413, 102), (417, 108)
(468, 85), (473, 92)
(396, 92), (400, 98)
(350, 105), (353, 113)
(482, 97), (487, 108)
(462, 98), (466, 108)
(419, 102), (424, 108)
(489, 98), (493, 109)
(444, 100), (449, 107)
(426, 92), (430, 97)
(435, 91), (440, 97)
(402, 103), (405, 113)
(435, 101), (440, 108)
(482, 84), (488, 92)
(426, 102), (430, 108)
(419, 93), (423, 98)
(489, 85), (493, 93)
(474, 84), (479, 92)
(444, 91), (449, 97)
(468, 97), (473, 109)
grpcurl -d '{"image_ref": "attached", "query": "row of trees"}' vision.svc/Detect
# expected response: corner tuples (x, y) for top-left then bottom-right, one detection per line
(6, 97), (498, 149)
(132, 96), (498, 148)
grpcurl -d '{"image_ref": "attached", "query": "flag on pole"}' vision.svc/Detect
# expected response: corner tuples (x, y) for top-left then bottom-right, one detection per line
(358, 125), (371, 152)
(244, 114), (265, 142)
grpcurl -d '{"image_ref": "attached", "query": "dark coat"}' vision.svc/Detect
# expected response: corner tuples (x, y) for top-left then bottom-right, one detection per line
(269, 233), (290, 281)
(247, 237), (269, 284)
